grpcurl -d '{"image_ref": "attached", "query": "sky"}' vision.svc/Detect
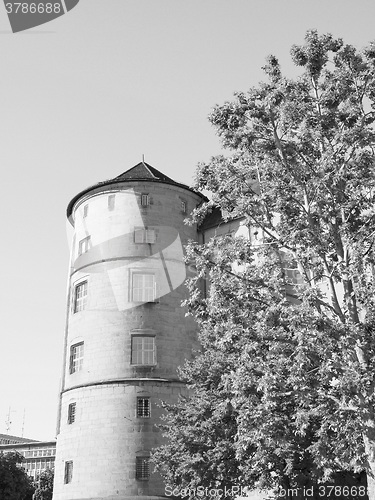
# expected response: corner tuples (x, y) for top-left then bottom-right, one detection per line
(1, 0), (375, 441)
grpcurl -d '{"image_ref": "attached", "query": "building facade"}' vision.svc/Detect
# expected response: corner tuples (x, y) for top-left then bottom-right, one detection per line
(0, 436), (56, 480)
(53, 162), (206, 500)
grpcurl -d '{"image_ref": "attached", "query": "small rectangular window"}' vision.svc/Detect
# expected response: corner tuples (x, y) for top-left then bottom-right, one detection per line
(141, 194), (149, 207)
(131, 336), (156, 365)
(181, 200), (187, 213)
(132, 274), (155, 302)
(74, 281), (88, 313)
(64, 461), (73, 484)
(108, 194), (115, 211)
(145, 229), (155, 243)
(137, 397), (150, 418)
(134, 228), (144, 244)
(134, 228), (156, 244)
(70, 343), (84, 374)
(68, 403), (76, 424)
(83, 205), (88, 218)
(136, 457), (150, 480)
(78, 236), (90, 256)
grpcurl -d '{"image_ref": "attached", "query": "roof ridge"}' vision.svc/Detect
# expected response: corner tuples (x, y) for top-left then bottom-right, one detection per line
(141, 161), (158, 179)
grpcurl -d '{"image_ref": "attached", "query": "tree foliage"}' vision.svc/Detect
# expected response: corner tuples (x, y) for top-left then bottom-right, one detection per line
(153, 31), (375, 499)
(33, 468), (54, 500)
(0, 452), (34, 500)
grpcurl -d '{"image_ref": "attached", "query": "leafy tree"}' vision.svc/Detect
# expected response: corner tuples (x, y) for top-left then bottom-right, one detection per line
(33, 468), (54, 500)
(153, 31), (375, 499)
(153, 344), (241, 498)
(0, 452), (35, 500)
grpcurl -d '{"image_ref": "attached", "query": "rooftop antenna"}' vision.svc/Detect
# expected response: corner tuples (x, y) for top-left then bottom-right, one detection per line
(21, 408), (26, 437)
(5, 407), (12, 434)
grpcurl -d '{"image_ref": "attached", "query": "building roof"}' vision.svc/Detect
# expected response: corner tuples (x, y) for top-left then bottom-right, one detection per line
(0, 433), (38, 444)
(114, 162), (177, 183)
(198, 206), (246, 232)
(67, 161), (205, 220)
(198, 206), (224, 231)
(0, 440), (56, 450)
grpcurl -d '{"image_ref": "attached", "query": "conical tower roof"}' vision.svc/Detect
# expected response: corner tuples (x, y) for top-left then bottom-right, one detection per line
(67, 161), (205, 219)
(113, 161), (177, 183)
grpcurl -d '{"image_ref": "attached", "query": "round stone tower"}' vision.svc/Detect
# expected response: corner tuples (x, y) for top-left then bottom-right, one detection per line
(53, 162), (204, 500)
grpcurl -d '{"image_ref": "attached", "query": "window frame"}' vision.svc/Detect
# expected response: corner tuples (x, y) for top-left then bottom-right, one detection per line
(140, 193), (149, 207)
(73, 280), (88, 313)
(131, 273), (156, 303)
(68, 402), (76, 424)
(69, 342), (84, 374)
(108, 194), (115, 211)
(136, 457), (150, 480)
(137, 397), (151, 418)
(78, 236), (91, 256)
(64, 461), (73, 484)
(134, 227), (156, 244)
(131, 335), (156, 366)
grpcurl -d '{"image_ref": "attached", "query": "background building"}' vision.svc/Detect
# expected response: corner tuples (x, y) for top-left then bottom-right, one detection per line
(0, 433), (36, 446)
(0, 435), (56, 480)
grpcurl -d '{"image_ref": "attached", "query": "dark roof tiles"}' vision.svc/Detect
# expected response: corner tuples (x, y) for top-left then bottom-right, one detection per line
(114, 162), (176, 183)
(198, 207), (224, 231)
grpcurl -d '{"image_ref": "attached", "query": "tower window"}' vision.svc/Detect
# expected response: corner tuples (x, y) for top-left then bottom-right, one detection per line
(83, 205), (88, 218)
(78, 236), (91, 256)
(181, 200), (187, 213)
(73, 281), (88, 313)
(131, 336), (156, 365)
(64, 461), (73, 484)
(68, 403), (76, 424)
(69, 343), (84, 374)
(132, 274), (155, 302)
(137, 397), (151, 418)
(136, 457), (150, 480)
(141, 194), (149, 207)
(134, 228), (156, 244)
(108, 194), (115, 211)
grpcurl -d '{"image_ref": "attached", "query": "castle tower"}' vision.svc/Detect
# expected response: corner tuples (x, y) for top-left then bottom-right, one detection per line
(53, 162), (204, 500)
